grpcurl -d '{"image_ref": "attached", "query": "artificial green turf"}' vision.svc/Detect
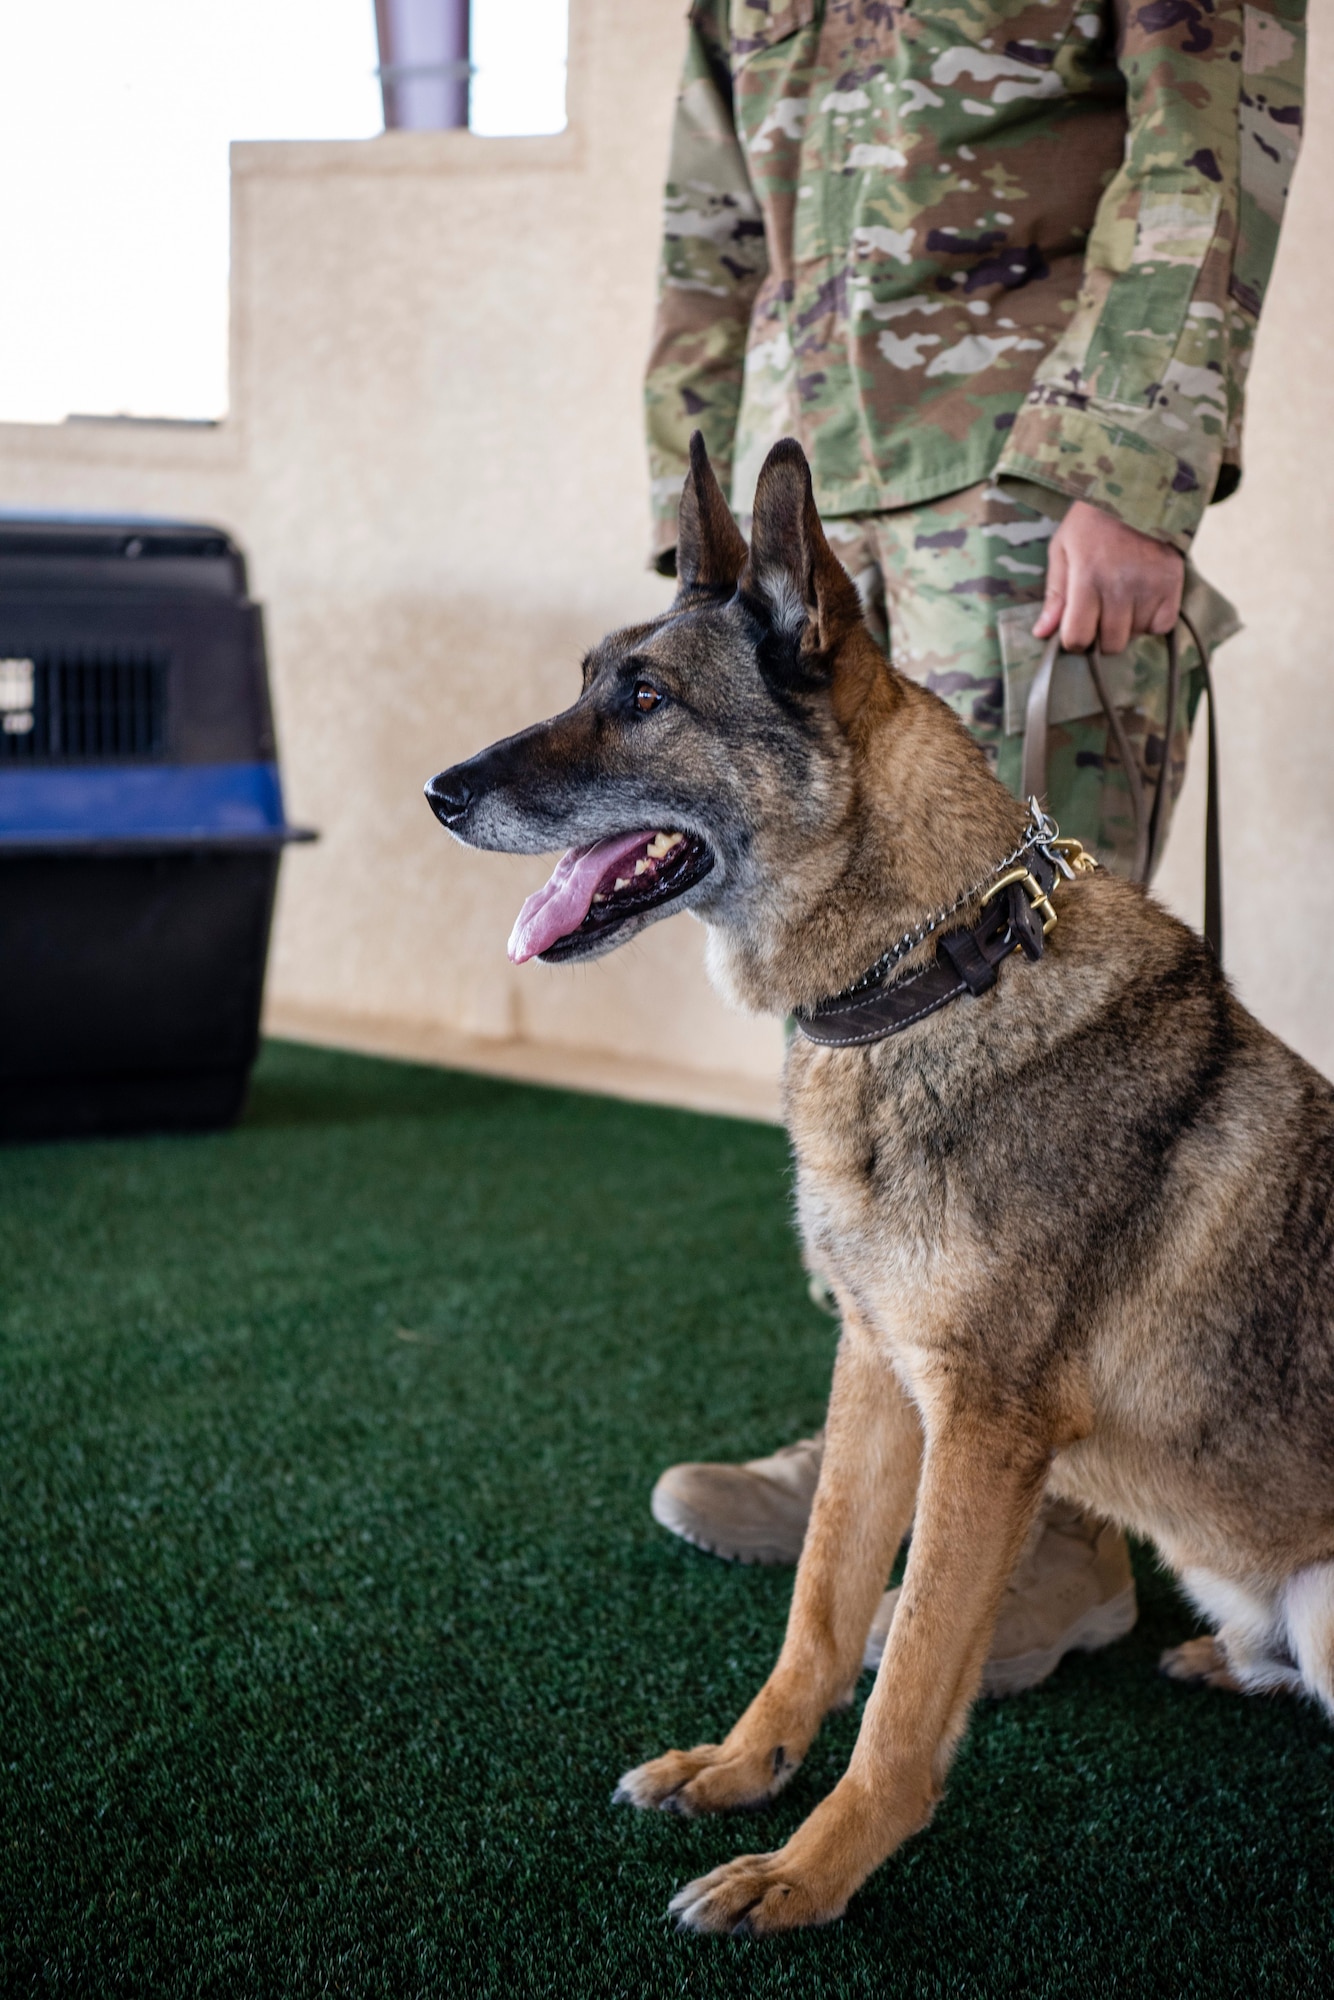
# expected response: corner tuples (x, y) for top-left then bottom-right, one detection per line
(1, 1039), (1331, 1998)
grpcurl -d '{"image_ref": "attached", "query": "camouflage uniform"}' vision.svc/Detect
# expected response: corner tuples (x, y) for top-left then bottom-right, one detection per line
(645, 0), (1305, 870)
(824, 479), (1240, 867)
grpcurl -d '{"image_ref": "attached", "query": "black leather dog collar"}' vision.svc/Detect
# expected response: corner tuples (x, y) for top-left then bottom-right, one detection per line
(795, 843), (1081, 1049)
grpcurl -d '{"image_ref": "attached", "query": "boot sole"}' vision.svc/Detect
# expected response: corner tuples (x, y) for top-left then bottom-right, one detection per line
(649, 1487), (803, 1567)
(978, 1582), (1140, 1697)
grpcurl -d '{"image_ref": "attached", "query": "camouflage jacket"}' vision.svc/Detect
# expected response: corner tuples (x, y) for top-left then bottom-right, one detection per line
(645, 0), (1306, 563)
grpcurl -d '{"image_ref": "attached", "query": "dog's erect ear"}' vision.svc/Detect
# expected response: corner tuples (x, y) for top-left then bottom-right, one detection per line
(675, 431), (749, 597)
(741, 438), (864, 675)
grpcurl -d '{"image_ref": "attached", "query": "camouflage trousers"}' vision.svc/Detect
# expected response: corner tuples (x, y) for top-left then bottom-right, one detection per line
(823, 482), (1239, 878)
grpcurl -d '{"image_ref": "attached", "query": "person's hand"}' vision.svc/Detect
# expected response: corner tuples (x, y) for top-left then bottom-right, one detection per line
(1033, 500), (1184, 656)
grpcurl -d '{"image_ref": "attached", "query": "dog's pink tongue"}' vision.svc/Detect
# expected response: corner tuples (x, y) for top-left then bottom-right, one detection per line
(507, 830), (653, 963)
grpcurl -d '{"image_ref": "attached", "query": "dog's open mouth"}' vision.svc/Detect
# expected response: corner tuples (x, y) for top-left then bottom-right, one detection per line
(508, 827), (714, 963)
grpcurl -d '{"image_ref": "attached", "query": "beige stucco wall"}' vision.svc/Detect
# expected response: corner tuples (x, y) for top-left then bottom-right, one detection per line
(1, 0), (1330, 1118)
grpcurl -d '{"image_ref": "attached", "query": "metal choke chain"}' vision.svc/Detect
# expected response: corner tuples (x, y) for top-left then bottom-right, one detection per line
(835, 802), (1062, 1003)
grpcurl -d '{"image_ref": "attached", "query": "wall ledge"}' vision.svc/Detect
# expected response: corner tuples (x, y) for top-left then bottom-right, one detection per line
(0, 413), (243, 472)
(264, 1000), (783, 1126)
(231, 129), (584, 179)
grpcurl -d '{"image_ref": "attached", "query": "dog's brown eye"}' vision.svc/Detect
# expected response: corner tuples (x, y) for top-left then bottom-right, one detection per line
(634, 681), (663, 713)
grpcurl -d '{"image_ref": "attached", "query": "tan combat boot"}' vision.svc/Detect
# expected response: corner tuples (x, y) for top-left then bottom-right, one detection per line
(652, 1439), (1136, 1693)
(863, 1497), (1138, 1694)
(650, 1431), (825, 1565)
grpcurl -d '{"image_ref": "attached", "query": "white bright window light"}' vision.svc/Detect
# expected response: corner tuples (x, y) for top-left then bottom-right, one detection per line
(469, 0), (569, 139)
(0, 1), (569, 426)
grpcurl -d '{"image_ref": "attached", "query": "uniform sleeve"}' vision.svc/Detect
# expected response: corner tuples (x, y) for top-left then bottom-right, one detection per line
(996, 1), (1306, 551)
(645, 4), (769, 571)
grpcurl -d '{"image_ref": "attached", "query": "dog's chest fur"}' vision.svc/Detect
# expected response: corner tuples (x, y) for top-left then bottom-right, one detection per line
(780, 939), (1334, 1580)
(783, 1000), (1068, 1416)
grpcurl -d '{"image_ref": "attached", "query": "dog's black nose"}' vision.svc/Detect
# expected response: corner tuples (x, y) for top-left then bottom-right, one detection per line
(425, 768), (472, 825)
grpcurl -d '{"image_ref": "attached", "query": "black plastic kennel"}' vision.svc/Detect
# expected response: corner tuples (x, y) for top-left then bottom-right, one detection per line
(0, 515), (313, 1142)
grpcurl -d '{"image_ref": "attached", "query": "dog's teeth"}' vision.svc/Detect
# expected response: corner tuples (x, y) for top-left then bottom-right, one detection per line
(592, 893), (607, 904)
(663, 832), (684, 852)
(614, 877), (630, 892)
(634, 859), (651, 875)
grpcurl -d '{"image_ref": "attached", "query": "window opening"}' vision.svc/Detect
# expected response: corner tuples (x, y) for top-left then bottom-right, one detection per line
(0, 2), (571, 427)
(375, 1), (569, 136)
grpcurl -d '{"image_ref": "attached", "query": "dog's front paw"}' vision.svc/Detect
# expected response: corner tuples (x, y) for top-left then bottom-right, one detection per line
(613, 1739), (799, 1817)
(1159, 1635), (1241, 1691)
(669, 1852), (846, 1935)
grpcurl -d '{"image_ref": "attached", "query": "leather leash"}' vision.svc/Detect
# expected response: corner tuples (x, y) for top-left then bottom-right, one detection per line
(1020, 617), (1221, 961)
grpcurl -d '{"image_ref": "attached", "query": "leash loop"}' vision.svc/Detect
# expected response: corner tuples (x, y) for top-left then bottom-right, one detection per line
(1022, 619), (1221, 960)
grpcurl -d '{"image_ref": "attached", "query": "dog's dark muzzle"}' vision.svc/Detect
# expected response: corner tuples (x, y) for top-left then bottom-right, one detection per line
(424, 727), (556, 846)
(424, 721), (624, 856)
(425, 766), (473, 828)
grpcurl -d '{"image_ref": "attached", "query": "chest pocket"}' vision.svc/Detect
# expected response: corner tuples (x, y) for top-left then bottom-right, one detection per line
(727, 0), (823, 179)
(727, 0), (820, 65)
(903, 0), (1096, 72)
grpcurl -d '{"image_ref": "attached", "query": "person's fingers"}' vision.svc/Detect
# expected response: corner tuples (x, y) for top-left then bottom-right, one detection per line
(1035, 514), (1184, 649)
(1147, 559), (1184, 637)
(1097, 591), (1134, 657)
(1059, 567), (1101, 652)
(1032, 537), (1068, 640)
(1136, 584), (1176, 652)
(1103, 555), (1180, 650)
(1131, 567), (1182, 643)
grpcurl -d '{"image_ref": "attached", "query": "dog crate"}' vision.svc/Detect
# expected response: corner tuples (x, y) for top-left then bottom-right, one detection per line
(0, 514), (313, 1142)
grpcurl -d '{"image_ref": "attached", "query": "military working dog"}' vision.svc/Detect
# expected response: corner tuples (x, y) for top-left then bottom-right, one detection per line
(425, 435), (1334, 1935)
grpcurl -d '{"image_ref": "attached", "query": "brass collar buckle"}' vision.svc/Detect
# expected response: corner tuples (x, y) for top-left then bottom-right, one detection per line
(978, 833), (1097, 954)
(980, 863), (1059, 937)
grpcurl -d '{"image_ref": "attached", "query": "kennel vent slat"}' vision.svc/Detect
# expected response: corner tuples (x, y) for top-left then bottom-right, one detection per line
(0, 650), (167, 763)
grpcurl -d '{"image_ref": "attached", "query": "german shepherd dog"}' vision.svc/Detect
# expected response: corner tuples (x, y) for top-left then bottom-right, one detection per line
(425, 436), (1334, 1934)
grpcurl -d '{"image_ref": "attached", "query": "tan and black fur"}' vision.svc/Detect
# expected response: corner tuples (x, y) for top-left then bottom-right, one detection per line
(426, 436), (1334, 1934)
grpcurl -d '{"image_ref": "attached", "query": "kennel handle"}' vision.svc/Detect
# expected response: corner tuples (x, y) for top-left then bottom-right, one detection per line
(1020, 620), (1221, 963)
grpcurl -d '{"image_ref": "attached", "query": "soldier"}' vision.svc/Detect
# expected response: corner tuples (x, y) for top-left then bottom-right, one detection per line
(644, 0), (1306, 1691)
